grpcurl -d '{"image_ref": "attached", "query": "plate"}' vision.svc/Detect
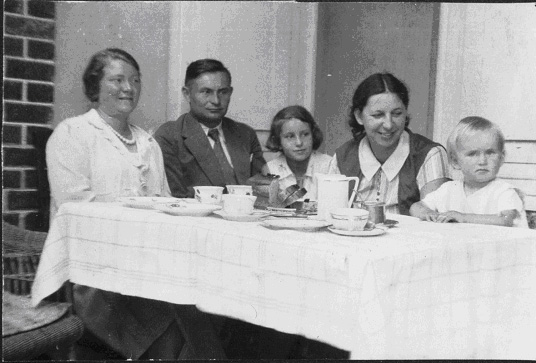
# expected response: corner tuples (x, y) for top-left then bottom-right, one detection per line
(261, 219), (331, 232)
(213, 210), (270, 222)
(117, 197), (182, 209)
(267, 207), (309, 218)
(154, 203), (222, 217)
(328, 226), (386, 237)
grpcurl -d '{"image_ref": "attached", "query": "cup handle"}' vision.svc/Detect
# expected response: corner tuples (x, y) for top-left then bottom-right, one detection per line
(346, 177), (360, 208)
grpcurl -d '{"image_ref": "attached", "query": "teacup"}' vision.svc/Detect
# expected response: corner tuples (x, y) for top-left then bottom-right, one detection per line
(330, 208), (369, 231)
(222, 194), (257, 215)
(226, 185), (253, 196)
(194, 186), (224, 205)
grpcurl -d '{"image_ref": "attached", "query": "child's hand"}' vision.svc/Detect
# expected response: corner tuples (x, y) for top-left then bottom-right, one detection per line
(423, 211), (440, 222)
(435, 211), (464, 223)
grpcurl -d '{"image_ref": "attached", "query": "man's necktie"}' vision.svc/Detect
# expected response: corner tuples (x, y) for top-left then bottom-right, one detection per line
(208, 128), (238, 186)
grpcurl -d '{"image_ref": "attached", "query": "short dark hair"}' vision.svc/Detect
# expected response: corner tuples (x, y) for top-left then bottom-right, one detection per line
(266, 105), (324, 152)
(348, 73), (410, 140)
(82, 48), (140, 103)
(184, 59), (232, 87)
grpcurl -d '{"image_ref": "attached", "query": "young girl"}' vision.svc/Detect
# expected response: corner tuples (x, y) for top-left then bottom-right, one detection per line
(410, 116), (528, 228)
(264, 105), (331, 200)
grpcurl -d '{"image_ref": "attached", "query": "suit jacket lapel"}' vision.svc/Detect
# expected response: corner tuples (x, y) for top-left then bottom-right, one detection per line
(222, 119), (250, 184)
(182, 113), (225, 186)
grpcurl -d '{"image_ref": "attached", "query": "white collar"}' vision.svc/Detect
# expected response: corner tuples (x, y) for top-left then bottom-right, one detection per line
(359, 131), (410, 181)
(273, 151), (319, 179)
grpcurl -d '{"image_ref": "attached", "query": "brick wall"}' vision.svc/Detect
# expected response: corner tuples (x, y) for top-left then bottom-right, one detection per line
(3, 0), (55, 231)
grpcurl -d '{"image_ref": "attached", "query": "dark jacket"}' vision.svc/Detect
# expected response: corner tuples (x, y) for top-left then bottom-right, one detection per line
(154, 112), (266, 198)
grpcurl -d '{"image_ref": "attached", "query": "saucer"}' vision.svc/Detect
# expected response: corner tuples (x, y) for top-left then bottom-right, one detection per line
(327, 226), (386, 237)
(261, 219), (331, 232)
(117, 197), (182, 209)
(154, 203), (221, 217)
(213, 210), (270, 222)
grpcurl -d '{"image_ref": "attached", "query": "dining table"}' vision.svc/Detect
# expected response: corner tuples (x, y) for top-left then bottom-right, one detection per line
(31, 201), (536, 359)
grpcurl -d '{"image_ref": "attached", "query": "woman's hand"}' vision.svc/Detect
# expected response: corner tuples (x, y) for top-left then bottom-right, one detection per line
(434, 211), (464, 223)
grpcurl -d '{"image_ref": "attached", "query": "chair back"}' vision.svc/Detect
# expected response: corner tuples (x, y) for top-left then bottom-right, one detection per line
(30, 127), (53, 232)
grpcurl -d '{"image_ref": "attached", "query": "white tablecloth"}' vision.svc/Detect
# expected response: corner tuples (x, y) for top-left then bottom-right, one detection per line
(32, 202), (536, 359)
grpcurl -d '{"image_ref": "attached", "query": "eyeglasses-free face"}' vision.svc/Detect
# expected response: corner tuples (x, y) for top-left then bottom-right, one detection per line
(355, 92), (407, 160)
(453, 131), (504, 189)
(98, 59), (141, 120)
(182, 71), (233, 128)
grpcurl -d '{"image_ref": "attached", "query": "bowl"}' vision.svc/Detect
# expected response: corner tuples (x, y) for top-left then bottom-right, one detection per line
(330, 208), (369, 231)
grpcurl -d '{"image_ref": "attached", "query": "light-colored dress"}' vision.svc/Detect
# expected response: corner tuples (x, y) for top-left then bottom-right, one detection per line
(46, 108), (175, 359)
(47, 108), (170, 219)
(420, 179), (529, 228)
(329, 131), (451, 214)
(266, 151), (332, 200)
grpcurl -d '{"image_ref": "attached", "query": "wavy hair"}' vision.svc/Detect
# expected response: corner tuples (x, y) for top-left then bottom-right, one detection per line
(266, 105), (323, 152)
(82, 48), (140, 103)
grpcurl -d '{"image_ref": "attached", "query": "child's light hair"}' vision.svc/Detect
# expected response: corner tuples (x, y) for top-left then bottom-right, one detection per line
(446, 116), (505, 163)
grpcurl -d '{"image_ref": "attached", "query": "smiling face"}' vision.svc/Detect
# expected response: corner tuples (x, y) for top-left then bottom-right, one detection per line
(98, 58), (141, 120)
(280, 118), (314, 164)
(182, 71), (233, 128)
(355, 92), (407, 160)
(453, 131), (504, 189)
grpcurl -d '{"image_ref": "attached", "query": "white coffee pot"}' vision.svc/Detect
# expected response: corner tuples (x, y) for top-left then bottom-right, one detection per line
(315, 174), (360, 221)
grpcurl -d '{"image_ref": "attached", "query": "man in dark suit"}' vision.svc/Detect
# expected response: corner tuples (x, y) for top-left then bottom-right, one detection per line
(154, 59), (266, 197)
(154, 59), (301, 359)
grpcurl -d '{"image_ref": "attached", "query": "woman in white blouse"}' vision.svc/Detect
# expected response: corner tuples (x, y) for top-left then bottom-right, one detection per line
(46, 48), (187, 359)
(329, 73), (451, 215)
(264, 105), (331, 200)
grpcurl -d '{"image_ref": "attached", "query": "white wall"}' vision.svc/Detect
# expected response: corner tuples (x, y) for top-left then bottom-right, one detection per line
(167, 1), (317, 159)
(53, 2), (171, 134)
(434, 3), (536, 210)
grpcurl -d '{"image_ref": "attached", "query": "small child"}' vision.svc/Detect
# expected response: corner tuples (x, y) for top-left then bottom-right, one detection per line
(410, 116), (528, 228)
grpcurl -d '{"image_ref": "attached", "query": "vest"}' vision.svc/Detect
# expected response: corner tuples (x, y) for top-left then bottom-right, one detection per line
(335, 130), (444, 215)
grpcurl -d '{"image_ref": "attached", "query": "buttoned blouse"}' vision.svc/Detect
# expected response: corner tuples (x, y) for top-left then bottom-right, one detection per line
(329, 131), (451, 214)
(47, 109), (170, 219)
(266, 151), (332, 200)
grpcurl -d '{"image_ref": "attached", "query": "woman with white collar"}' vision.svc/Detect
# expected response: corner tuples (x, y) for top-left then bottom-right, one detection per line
(46, 48), (215, 360)
(329, 73), (451, 215)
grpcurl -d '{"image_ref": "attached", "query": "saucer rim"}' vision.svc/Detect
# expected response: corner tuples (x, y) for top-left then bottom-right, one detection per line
(327, 226), (386, 236)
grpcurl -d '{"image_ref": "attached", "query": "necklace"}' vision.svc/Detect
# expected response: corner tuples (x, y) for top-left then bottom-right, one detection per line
(97, 109), (136, 145)
(105, 122), (136, 145)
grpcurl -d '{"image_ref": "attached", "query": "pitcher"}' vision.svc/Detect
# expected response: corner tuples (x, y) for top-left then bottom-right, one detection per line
(315, 174), (360, 220)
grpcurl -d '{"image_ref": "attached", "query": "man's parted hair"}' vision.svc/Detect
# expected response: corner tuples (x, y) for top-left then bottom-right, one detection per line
(184, 59), (232, 87)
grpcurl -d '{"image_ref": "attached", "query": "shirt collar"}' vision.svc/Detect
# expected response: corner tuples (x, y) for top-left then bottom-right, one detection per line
(200, 122), (226, 143)
(272, 151), (319, 179)
(359, 131), (410, 181)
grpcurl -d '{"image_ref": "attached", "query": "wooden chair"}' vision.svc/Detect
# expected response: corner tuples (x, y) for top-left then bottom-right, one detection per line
(2, 221), (84, 360)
